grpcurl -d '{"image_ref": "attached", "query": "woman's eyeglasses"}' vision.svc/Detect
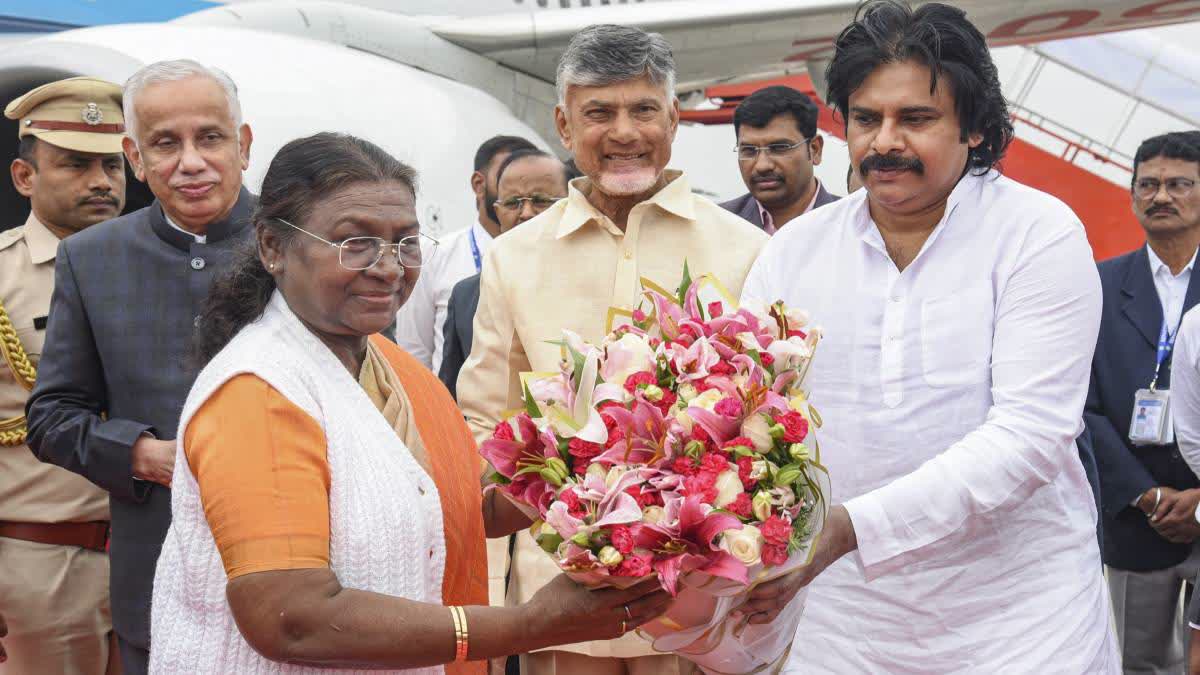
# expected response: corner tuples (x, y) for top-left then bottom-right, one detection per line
(276, 218), (439, 271)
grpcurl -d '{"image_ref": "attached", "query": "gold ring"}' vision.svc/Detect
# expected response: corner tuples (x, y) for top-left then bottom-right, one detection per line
(620, 619), (627, 634)
(624, 604), (633, 620)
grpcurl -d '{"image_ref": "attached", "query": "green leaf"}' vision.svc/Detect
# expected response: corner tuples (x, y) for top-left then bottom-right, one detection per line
(523, 381), (543, 419)
(676, 260), (693, 306)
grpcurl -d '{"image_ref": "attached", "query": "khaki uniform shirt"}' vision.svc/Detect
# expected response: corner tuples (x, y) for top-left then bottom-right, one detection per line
(0, 213), (108, 523)
(459, 170), (768, 658)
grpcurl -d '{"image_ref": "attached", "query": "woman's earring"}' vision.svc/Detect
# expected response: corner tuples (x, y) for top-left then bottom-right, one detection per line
(269, 263), (275, 270)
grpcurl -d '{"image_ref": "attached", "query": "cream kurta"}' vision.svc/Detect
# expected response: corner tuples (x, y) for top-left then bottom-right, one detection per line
(0, 213), (108, 523)
(458, 170), (768, 658)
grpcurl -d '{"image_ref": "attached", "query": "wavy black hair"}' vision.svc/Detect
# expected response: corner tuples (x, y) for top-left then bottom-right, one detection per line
(824, 0), (1014, 175)
(193, 132), (417, 365)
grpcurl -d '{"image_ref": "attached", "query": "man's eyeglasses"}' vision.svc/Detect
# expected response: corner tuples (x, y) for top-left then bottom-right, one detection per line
(493, 195), (563, 211)
(1134, 177), (1197, 201)
(735, 140), (811, 162)
(276, 218), (438, 271)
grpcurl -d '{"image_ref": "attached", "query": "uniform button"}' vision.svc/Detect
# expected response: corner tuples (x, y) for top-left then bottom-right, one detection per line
(193, 315), (202, 328)
(190, 257), (206, 270)
(890, 296), (902, 303)
(623, 249), (633, 260)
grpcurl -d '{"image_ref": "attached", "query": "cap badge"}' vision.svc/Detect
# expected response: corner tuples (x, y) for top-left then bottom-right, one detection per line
(82, 103), (103, 126)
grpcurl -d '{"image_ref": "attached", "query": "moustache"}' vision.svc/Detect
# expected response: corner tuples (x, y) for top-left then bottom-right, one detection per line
(751, 173), (785, 185)
(860, 154), (925, 177)
(80, 194), (119, 207)
(1147, 205), (1179, 217)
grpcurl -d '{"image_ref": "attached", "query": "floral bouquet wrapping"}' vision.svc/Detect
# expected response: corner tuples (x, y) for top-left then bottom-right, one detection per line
(480, 266), (830, 674)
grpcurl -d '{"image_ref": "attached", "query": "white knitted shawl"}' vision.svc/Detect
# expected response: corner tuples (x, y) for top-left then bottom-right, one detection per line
(150, 291), (446, 674)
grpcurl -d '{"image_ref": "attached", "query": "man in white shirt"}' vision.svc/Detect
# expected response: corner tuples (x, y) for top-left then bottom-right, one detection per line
(393, 134), (536, 371)
(1137, 132), (1200, 673)
(737, 2), (1117, 671)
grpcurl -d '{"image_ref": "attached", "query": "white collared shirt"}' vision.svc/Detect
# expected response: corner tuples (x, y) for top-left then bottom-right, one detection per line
(164, 212), (207, 244)
(1147, 243), (1196, 338)
(394, 220), (492, 371)
(743, 172), (1117, 672)
(1169, 307), (1200, 482)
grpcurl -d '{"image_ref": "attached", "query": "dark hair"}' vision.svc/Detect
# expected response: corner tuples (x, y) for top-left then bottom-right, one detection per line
(16, 136), (38, 167)
(1132, 131), (1200, 188)
(473, 135), (537, 173)
(496, 148), (565, 186)
(824, 0), (1014, 175)
(194, 132), (418, 365)
(733, 86), (819, 140)
(563, 157), (583, 182)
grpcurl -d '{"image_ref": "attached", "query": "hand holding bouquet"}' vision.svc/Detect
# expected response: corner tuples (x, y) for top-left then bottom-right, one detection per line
(481, 266), (829, 673)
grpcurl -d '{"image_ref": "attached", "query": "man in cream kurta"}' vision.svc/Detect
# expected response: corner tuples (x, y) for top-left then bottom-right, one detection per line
(460, 168), (766, 668)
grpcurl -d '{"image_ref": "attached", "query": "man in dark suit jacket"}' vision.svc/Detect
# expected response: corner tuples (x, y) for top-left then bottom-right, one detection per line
(719, 85), (839, 233)
(439, 273), (480, 400)
(1086, 131), (1200, 673)
(24, 60), (255, 675)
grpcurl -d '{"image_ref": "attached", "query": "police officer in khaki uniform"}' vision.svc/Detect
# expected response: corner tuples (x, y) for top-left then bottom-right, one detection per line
(0, 77), (126, 675)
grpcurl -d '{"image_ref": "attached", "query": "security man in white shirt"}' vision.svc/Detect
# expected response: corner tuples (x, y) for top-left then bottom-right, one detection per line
(1134, 131), (1200, 673)
(394, 135), (536, 372)
(737, 2), (1117, 671)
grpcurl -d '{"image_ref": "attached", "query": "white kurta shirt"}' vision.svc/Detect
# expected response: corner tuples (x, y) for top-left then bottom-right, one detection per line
(394, 221), (492, 371)
(742, 171), (1118, 673)
(1147, 243), (1196, 338)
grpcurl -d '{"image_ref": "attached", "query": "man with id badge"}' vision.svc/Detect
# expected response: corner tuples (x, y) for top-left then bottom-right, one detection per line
(1086, 131), (1200, 675)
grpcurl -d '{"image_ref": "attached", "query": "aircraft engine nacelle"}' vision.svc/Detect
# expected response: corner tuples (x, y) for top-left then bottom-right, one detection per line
(0, 24), (551, 237)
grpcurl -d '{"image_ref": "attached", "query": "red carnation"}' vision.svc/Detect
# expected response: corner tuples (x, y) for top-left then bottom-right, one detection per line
(760, 515), (792, 546)
(610, 525), (636, 554)
(736, 456), (757, 489)
(728, 492), (753, 518)
(762, 544), (789, 567)
(605, 426), (625, 449)
(615, 552), (652, 578)
(700, 452), (731, 475)
(759, 352), (775, 367)
(709, 361), (736, 376)
(673, 456), (699, 476)
(492, 422), (515, 442)
(775, 411), (809, 443)
(624, 371), (658, 394)
(714, 397), (743, 418)
(652, 389), (678, 416)
(692, 425), (712, 445)
(708, 301), (724, 318)
(722, 437), (753, 452)
(559, 490), (587, 519)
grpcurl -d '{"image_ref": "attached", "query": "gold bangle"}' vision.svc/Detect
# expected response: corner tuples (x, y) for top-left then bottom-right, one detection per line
(449, 605), (469, 662)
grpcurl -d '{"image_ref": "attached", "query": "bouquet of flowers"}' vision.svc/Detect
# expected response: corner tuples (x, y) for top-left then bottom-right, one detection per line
(481, 266), (829, 673)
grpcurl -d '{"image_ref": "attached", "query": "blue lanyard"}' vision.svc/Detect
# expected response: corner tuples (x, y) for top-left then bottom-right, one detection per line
(468, 228), (482, 274)
(1151, 315), (1184, 390)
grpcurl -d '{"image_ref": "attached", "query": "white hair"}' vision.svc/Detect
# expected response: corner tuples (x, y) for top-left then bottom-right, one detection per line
(556, 24), (677, 105)
(123, 59), (243, 142)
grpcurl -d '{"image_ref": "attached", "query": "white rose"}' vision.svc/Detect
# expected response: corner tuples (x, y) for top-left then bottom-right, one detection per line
(741, 414), (774, 453)
(720, 525), (763, 566)
(602, 333), (655, 388)
(642, 505), (666, 524)
(749, 460), (771, 481)
(675, 409), (695, 433)
(678, 382), (700, 403)
(752, 491), (773, 521)
(713, 470), (745, 509)
(691, 389), (724, 412)
(598, 545), (624, 567)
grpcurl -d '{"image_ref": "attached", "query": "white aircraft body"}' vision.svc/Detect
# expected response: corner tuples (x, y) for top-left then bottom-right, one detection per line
(0, 0), (1196, 235)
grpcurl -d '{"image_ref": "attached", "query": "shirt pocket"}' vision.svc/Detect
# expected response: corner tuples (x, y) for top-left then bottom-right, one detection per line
(920, 284), (994, 388)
